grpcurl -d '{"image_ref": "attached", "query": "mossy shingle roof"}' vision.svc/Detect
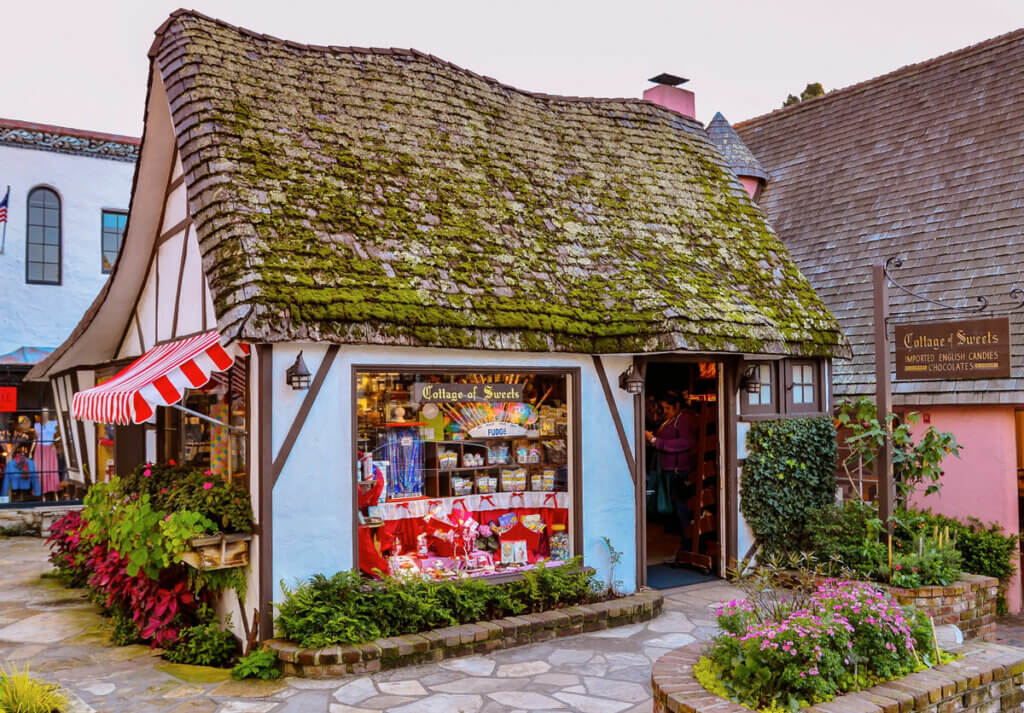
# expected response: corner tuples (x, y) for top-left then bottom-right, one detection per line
(154, 10), (848, 357)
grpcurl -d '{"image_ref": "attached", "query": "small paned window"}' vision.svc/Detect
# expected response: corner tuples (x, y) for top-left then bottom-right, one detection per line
(741, 362), (778, 416)
(26, 187), (61, 284)
(787, 361), (820, 412)
(101, 210), (127, 273)
(792, 363), (815, 404)
(748, 363), (773, 406)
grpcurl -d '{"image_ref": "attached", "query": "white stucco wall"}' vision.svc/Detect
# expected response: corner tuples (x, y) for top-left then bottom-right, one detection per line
(267, 344), (637, 604)
(0, 143), (134, 355)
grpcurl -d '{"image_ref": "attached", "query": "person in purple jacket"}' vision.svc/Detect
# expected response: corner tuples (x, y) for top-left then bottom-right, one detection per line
(645, 392), (699, 555)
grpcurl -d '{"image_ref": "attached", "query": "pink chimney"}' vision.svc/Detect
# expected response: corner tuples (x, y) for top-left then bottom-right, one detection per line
(643, 73), (695, 119)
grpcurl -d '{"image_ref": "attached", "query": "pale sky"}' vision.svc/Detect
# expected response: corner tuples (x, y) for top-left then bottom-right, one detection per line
(3, 0), (1023, 138)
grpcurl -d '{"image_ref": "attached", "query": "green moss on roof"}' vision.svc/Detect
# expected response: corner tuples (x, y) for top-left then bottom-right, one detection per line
(156, 12), (848, 357)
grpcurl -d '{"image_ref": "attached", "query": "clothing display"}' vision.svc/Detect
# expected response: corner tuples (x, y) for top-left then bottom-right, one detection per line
(2, 455), (40, 498)
(34, 421), (60, 494)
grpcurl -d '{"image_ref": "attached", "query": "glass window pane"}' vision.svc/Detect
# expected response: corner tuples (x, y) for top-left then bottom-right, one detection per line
(45, 246), (58, 263)
(44, 228), (59, 245)
(28, 245), (42, 262)
(760, 384), (771, 403)
(28, 263), (42, 282)
(44, 190), (58, 208)
(118, 214), (127, 230)
(103, 212), (117, 229)
(43, 264), (58, 283)
(804, 385), (815, 404)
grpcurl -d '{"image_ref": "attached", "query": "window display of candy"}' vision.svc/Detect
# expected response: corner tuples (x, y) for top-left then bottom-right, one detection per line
(476, 475), (497, 493)
(501, 467), (527, 492)
(549, 525), (569, 560)
(487, 445), (509, 464)
(438, 450), (458, 469)
(452, 476), (473, 496)
(462, 452), (485, 467)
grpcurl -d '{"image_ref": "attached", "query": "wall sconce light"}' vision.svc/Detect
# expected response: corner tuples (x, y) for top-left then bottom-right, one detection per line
(286, 351), (312, 390)
(618, 365), (644, 395)
(740, 364), (761, 394)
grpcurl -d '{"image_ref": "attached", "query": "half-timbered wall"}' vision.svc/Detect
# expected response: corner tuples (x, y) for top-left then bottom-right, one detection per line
(117, 152), (216, 360)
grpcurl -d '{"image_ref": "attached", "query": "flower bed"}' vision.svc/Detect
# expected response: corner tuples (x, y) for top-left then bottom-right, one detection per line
(653, 640), (1024, 713)
(268, 589), (663, 678)
(45, 462), (252, 663)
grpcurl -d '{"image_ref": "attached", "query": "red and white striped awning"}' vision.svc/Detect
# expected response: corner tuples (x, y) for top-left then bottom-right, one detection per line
(72, 331), (248, 425)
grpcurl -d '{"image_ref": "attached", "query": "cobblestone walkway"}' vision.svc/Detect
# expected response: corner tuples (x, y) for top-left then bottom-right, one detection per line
(0, 536), (741, 713)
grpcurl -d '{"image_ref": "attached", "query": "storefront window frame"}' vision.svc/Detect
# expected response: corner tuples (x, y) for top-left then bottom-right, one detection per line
(349, 363), (584, 582)
(785, 359), (822, 414)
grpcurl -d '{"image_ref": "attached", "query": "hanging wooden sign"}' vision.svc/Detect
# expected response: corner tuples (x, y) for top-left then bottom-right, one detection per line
(894, 317), (1011, 380)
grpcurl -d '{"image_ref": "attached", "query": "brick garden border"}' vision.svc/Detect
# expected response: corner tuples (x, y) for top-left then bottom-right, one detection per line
(266, 589), (663, 678)
(652, 639), (1024, 713)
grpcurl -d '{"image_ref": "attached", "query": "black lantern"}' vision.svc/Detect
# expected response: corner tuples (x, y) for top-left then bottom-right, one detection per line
(740, 364), (762, 394)
(286, 351), (312, 390)
(618, 365), (644, 395)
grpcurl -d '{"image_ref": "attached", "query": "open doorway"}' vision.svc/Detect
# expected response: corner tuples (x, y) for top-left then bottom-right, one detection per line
(643, 361), (722, 589)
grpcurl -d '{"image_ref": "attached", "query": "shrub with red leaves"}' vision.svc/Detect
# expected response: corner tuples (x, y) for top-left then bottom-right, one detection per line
(47, 510), (205, 647)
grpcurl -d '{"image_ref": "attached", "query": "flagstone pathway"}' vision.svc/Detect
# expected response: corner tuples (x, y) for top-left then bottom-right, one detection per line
(0, 535), (741, 713)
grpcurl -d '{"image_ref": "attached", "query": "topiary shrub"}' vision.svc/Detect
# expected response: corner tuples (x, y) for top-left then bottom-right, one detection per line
(741, 417), (837, 555)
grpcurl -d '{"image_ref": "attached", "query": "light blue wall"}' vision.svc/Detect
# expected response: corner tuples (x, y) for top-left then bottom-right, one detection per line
(269, 345), (638, 601)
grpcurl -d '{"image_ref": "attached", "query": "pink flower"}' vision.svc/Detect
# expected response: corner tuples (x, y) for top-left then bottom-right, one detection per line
(164, 514), (172, 521)
(160, 488), (167, 494)
(894, 564), (902, 571)
(143, 468), (152, 477)
(205, 470), (213, 476)
(203, 481), (214, 490)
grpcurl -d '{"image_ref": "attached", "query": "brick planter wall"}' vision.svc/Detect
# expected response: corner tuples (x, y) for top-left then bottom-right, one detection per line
(266, 590), (663, 678)
(885, 574), (998, 640)
(652, 640), (1024, 713)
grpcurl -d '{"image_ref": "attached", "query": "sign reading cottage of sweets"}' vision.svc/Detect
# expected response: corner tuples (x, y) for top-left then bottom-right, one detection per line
(895, 317), (1011, 380)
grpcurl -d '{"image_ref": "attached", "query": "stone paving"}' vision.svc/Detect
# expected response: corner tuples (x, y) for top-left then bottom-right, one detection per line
(0, 535), (742, 713)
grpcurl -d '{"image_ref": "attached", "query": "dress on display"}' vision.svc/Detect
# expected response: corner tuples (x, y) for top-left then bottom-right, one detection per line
(34, 421), (60, 494)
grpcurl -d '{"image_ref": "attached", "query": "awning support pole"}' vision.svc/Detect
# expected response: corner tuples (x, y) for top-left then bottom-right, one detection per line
(168, 402), (246, 433)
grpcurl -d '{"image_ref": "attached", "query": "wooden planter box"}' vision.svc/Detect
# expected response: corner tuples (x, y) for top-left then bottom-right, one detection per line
(178, 532), (251, 570)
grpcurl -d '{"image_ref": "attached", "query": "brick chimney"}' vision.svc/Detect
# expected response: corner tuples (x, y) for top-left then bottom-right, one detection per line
(643, 73), (695, 119)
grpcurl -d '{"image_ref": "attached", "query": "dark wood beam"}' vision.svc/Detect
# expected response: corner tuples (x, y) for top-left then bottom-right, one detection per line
(272, 346), (340, 486)
(256, 345), (274, 642)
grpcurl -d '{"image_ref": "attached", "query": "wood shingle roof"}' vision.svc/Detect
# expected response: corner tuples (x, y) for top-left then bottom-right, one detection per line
(150, 10), (846, 356)
(737, 29), (1024, 403)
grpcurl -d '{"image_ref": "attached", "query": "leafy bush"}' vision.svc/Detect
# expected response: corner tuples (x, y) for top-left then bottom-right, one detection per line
(836, 397), (960, 499)
(163, 608), (239, 667)
(232, 647), (281, 680)
(164, 470), (253, 534)
(276, 558), (599, 648)
(806, 502), (962, 587)
(0, 664), (68, 713)
(741, 417), (837, 554)
(705, 574), (945, 712)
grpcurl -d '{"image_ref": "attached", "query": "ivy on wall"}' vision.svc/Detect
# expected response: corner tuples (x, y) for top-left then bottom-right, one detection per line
(741, 417), (838, 555)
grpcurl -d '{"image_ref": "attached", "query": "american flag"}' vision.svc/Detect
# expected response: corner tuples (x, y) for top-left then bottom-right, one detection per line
(0, 188), (8, 223)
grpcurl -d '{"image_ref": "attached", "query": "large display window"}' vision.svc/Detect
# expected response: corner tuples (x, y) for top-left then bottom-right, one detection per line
(355, 368), (577, 581)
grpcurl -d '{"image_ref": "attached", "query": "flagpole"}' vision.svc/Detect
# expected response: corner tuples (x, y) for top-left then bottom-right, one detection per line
(0, 186), (8, 255)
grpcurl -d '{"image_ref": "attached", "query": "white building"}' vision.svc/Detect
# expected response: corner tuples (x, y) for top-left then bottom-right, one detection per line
(0, 118), (138, 357)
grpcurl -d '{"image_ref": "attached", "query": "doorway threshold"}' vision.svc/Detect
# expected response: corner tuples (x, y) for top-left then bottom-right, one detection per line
(646, 564), (718, 590)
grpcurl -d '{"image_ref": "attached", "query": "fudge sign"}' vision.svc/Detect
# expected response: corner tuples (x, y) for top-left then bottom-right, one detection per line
(895, 317), (1011, 380)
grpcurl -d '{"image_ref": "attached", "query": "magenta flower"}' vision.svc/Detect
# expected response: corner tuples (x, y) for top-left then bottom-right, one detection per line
(203, 481), (213, 490)
(143, 468), (152, 477)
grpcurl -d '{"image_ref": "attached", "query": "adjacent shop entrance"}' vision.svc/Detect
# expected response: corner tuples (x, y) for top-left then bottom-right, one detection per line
(642, 360), (723, 589)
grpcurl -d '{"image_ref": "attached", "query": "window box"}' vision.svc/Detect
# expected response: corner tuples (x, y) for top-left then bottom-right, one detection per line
(178, 532), (252, 570)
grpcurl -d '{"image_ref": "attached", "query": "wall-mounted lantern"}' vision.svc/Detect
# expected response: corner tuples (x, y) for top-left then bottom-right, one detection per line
(286, 351), (312, 390)
(740, 364), (762, 394)
(618, 365), (644, 395)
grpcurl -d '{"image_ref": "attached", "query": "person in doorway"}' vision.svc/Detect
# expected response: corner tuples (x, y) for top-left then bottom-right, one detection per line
(645, 392), (698, 557)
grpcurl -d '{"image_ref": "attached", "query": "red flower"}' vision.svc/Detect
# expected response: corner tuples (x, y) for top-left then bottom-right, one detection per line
(169, 459), (176, 466)
(894, 564), (902, 570)
(203, 482), (213, 490)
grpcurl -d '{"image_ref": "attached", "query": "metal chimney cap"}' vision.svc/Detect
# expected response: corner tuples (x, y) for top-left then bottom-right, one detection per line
(648, 73), (689, 87)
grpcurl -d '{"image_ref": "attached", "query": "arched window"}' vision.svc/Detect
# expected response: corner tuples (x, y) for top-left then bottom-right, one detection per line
(26, 187), (61, 284)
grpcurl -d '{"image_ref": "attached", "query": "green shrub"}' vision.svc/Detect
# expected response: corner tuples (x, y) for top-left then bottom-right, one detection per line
(163, 609), (239, 667)
(164, 470), (253, 534)
(0, 664), (68, 713)
(232, 647), (281, 680)
(741, 417), (837, 555)
(276, 558), (597, 648)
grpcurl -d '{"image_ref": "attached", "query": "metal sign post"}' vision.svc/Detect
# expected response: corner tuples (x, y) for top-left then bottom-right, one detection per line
(872, 264), (895, 534)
